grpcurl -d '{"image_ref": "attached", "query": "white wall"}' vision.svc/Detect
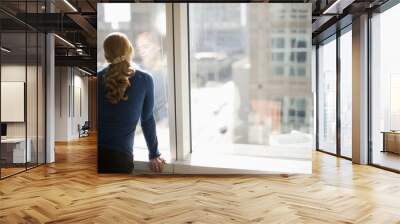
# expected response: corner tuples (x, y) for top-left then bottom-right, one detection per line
(54, 67), (89, 141)
(71, 73), (89, 138)
(1, 65), (26, 138)
(55, 66), (69, 141)
(1, 65), (32, 138)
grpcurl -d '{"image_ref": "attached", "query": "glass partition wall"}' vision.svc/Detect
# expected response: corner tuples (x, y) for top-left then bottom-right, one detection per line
(316, 27), (352, 159)
(0, 2), (46, 179)
(0, 31), (27, 177)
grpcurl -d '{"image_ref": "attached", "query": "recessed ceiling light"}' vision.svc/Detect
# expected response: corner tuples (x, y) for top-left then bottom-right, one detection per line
(54, 34), (75, 48)
(78, 67), (93, 76)
(63, 0), (78, 12)
(1, 47), (11, 53)
(323, 0), (344, 15)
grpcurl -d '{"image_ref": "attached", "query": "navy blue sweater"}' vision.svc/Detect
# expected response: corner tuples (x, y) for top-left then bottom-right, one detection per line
(97, 67), (160, 160)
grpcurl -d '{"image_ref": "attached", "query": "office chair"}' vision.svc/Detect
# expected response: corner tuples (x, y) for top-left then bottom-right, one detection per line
(79, 121), (90, 138)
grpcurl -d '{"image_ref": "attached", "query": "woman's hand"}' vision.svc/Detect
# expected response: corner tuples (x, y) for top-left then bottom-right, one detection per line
(149, 156), (166, 173)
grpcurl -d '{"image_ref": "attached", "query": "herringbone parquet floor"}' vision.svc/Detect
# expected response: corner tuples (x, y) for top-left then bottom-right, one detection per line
(1, 135), (400, 224)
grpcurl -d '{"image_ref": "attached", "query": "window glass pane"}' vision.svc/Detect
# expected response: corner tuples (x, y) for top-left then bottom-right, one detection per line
(371, 4), (400, 171)
(318, 37), (337, 154)
(298, 67), (306, 76)
(297, 52), (307, 62)
(312, 45), (317, 151)
(272, 52), (284, 61)
(272, 38), (285, 48)
(97, 4), (171, 158)
(273, 66), (284, 76)
(298, 40), (307, 48)
(189, 3), (313, 164)
(340, 29), (352, 158)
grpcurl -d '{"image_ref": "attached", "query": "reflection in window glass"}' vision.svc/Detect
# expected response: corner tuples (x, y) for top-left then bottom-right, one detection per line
(318, 37), (337, 154)
(97, 4), (170, 156)
(371, 4), (400, 171)
(189, 3), (313, 159)
(340, 30), (352, 158)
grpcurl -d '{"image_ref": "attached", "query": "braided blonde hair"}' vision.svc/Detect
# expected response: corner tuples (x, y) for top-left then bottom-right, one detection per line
(103, 32), (135, 104)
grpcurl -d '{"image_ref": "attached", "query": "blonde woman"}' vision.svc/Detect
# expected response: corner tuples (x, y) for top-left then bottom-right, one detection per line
(97, 32), (165, 173)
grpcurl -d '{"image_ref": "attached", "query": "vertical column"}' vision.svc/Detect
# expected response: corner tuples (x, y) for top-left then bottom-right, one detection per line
(352, 14), (369, 164)
(46, 34), (55, 163)
(46, 1), (56, 163)
(312, 45), (318, 151)
(315, 45), (319, 151)
(336, 30), (341, 156)
(166, 3), (177, 161)
(54, 67), (74, 141)
(172, 3), (191, 161)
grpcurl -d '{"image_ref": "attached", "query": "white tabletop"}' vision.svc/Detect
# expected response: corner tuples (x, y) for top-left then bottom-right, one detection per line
(1, 138), (27, 143)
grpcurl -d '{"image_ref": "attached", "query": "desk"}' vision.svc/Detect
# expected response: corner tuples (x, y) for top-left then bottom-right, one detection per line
(1, 138), (31, 164)
(381, 131), (400, 154)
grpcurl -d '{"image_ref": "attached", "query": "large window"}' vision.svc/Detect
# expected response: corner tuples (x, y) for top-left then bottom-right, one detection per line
(339, 28), (352, 158)
(317, 37), (337, 154)
(371, 4), (400, 171)
(97, 3), (313, 173)
(315, 27), (352, 159)
(97, 4), (172, 159)
(188, 4), (313, 161)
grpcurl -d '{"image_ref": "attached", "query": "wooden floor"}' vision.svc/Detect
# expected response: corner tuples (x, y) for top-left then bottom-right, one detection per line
(1, 136), (400, 223)
(1, 163), (42, 178)
(372, 151), (400, 171)
(1, 167), (26, 178)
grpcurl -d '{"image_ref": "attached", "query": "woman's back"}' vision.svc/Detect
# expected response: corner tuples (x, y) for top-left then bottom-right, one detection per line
(98, 68), (159, 159)
(97, 32), (163, 173)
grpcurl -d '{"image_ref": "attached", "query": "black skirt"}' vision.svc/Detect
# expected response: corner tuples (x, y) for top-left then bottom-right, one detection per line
(97, 147), (134, 173)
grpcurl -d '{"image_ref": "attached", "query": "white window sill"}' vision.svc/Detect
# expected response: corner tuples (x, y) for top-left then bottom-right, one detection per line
(132, 148), (311, 175)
